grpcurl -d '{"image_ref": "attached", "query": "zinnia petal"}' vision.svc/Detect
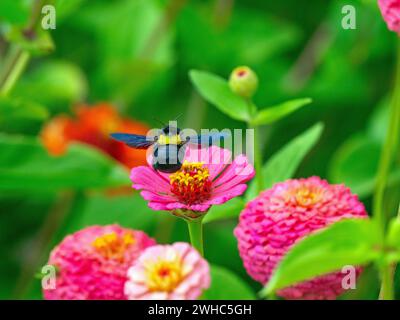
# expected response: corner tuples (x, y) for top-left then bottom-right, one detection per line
(140, 190), (176, 203)
(185, 145), (232, 180)
(130, 166), (171, 193)
(213, 155), (255, 192)
(206, 184), (248, 205)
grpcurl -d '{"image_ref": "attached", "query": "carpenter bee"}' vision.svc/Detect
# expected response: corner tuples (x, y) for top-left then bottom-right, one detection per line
(110, 122), (228, 173)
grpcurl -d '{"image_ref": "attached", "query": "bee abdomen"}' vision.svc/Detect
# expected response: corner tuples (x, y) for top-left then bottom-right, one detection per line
(152, 144), (184, 173)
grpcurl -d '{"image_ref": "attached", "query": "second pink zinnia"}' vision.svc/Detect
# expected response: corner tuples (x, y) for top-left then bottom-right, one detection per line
(234, 176), (368, 300)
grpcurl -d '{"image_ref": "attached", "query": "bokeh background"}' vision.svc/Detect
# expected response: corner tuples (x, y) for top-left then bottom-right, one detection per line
(0, 0), (399, 299)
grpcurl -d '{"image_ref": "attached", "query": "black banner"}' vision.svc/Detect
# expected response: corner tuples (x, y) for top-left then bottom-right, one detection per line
(0, 300), (394, 319)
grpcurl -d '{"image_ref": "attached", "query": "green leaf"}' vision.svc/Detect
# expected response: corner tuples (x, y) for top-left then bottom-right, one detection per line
(0, 134), (129, 191)
(329, 135), (400, 198)
(250, 98), (312, 126)
(261, 219), (382, 297)
(189, 70), (251, 122)
(14, 61), (88, 110)
(6, 27), (55, 56)
(203, 198), (245, 224)
(246, 123), (324, 201)
(0, 96), (48, 123)
(203, 265), (256, 300)
(366, 97), (389, 144)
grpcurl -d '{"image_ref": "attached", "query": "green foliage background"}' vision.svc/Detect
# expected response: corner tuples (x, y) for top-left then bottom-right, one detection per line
(0, 0), (399, 299)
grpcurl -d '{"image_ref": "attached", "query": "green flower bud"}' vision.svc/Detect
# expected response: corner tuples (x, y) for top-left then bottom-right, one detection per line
(228, 66), (259, 98)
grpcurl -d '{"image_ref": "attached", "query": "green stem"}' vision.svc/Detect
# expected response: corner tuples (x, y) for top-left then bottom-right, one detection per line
(252, 124), (264, 192)
(186, 217), (204, 256)
(380, 264), (395, 300)
(0, 0), (46, 95)
(375, 39), (400, 300)
(387, 203), (400, 300)
(398, 202), (400, 218)
(246, 100), (264, 193)
(0, 48), (30, 96)
(374, 39), (400, 234)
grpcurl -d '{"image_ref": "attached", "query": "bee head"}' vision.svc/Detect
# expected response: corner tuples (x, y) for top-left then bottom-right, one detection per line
(162, 124), (181, 135)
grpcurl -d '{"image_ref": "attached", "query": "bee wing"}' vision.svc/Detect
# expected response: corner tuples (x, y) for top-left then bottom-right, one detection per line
(110, 133), (155, 149)
(186, 132), (230, 146)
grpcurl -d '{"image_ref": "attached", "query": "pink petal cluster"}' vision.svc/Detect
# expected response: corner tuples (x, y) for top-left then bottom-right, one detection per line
(131, 145), (254, 212)
(125, 242), (210, 300)
(43, 225), (155, 300)
(234, 177), (368, 300)
(378, 0), (400, 33)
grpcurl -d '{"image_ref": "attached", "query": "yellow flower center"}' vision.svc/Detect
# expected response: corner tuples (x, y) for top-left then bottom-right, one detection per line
(286, 186), (324, 208)
(92, 232), (135, 260)
(145, 259), (184, 292)
(169, 161), (212, 205)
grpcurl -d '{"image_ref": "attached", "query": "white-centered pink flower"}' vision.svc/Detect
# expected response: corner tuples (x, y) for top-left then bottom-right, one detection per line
(124, 242), (210, 300)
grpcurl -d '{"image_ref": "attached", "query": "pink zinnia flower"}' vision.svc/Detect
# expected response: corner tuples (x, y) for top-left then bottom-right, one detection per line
(378, 0), (400, 33)
(130, 145), (255, 213)
(234, 177), (368, 300)
(43, 225), (156, 300)
(124, 242), (210, 300)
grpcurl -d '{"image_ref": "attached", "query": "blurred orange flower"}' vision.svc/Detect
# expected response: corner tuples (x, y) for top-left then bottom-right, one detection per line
(41, 103), (149, 168)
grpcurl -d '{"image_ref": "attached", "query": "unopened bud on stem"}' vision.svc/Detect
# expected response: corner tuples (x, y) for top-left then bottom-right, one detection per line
(228, 66), (258, 98)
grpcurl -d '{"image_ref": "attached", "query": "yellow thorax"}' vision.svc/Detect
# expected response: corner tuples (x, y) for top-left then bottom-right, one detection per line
(158, 134), (182, 145)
